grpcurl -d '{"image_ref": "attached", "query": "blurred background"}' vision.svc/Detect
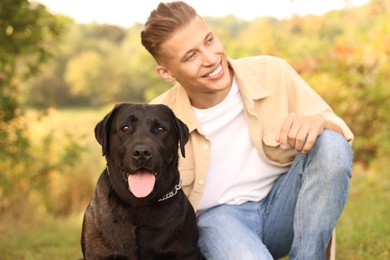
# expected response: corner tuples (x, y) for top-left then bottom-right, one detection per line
(0, 0), (389, 259)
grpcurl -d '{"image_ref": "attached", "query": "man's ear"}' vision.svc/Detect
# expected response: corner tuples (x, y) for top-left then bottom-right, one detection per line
(156, 65), (176, 82)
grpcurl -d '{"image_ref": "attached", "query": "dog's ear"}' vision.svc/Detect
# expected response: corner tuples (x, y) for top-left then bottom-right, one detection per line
(94, 104), (122, 156)
(175, 117), (189, 158)
(159, 105), (189, 157)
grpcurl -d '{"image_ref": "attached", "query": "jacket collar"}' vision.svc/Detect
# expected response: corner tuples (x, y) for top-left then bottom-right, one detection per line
(228, 57), (270, 101)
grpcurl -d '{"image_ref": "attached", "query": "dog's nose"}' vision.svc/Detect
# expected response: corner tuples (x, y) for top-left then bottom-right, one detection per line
(132, 145), (152, 161)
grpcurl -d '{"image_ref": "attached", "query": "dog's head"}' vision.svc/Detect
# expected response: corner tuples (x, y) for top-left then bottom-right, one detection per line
(94, 103), (189, 206)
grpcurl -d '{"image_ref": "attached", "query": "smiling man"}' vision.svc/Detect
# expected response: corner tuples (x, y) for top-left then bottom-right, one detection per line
(141, 1), (354, 259)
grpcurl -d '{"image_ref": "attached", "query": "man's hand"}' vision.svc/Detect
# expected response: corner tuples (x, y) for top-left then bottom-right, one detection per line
(276, 113), (326, 154)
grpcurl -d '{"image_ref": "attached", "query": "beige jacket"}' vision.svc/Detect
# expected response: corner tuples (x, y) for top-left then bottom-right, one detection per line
(151, 56), (354, 211)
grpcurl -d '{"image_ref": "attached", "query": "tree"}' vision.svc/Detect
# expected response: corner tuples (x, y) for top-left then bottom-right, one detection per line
(0, 0), (69, 214)
(0, 0), (69, 156)
(65, 48), (129, 106)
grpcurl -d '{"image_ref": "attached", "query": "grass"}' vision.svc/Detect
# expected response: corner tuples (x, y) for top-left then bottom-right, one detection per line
(0, 214), (83, 259)
(1, 107), (389, 259)
(336, 163), (390, 259)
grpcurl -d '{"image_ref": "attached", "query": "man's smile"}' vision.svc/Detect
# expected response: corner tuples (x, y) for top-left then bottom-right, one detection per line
(204, 64), (223, 79)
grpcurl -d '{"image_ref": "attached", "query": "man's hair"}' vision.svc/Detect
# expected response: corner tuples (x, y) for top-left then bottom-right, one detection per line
(141, 1), (197, 62)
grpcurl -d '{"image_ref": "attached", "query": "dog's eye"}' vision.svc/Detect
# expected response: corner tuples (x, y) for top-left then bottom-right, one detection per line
(156, 126), (166, 134)
(121, 125), (131, 133)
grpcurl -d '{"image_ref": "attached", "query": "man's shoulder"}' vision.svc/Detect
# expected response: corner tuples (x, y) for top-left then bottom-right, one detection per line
(232, 55), (289, 68)
(149, 84), (180, 105)
(229, 55), (292, 79)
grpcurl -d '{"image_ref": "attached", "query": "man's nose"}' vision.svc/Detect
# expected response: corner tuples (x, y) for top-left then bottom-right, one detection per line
(201, 47), (218, 65)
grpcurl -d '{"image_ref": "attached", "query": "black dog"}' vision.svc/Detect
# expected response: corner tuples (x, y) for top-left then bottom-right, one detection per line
(81, 103), (202, 259)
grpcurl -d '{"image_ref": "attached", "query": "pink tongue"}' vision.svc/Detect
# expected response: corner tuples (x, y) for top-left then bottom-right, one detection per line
(128, 170), (156, 198)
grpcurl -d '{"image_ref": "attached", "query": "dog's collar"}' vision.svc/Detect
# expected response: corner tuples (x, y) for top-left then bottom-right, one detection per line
(158, 179), (182, 202)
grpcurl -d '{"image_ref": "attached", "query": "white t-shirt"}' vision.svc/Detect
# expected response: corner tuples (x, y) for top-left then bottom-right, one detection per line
(193, 78), (287, 212)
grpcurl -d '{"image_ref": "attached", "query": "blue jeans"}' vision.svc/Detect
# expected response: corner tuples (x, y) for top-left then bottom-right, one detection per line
(197, 130), (353, 260)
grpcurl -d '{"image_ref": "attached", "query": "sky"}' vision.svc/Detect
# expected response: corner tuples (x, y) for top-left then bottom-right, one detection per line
(34, 0), (369, 28)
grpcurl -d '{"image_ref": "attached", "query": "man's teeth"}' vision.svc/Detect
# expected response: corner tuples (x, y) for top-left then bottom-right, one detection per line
(207, 65), (222, 77)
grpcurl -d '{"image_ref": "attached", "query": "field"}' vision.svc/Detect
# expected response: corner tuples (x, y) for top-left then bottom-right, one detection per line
(0, 108), (389, 259)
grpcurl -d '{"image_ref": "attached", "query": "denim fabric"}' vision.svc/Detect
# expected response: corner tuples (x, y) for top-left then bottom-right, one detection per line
(197, 130), (353, 260)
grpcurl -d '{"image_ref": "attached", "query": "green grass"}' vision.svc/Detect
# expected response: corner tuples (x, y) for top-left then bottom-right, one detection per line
(336, 164), (390, 259)
(0, 214), (83, 259)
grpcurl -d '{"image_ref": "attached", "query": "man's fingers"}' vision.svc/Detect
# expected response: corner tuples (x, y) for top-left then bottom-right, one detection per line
(277, 113), (325, 152)
(278, 113), (296, 149)
(293, 126), (310, 152)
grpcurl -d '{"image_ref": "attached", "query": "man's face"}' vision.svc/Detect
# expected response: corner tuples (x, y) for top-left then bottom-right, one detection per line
(156, 16), (232, 108)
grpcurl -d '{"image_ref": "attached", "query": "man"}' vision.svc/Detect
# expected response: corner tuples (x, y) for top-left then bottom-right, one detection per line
(141, 1), (354, 259)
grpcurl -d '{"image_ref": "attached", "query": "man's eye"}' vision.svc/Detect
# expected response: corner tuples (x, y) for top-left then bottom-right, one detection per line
(185, 52), (196, 62)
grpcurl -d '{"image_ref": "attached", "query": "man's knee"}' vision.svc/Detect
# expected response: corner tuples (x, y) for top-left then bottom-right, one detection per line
(197, 205), (273, 260)
(300, 130), (354, 195)
(311, 130), (353, 175)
